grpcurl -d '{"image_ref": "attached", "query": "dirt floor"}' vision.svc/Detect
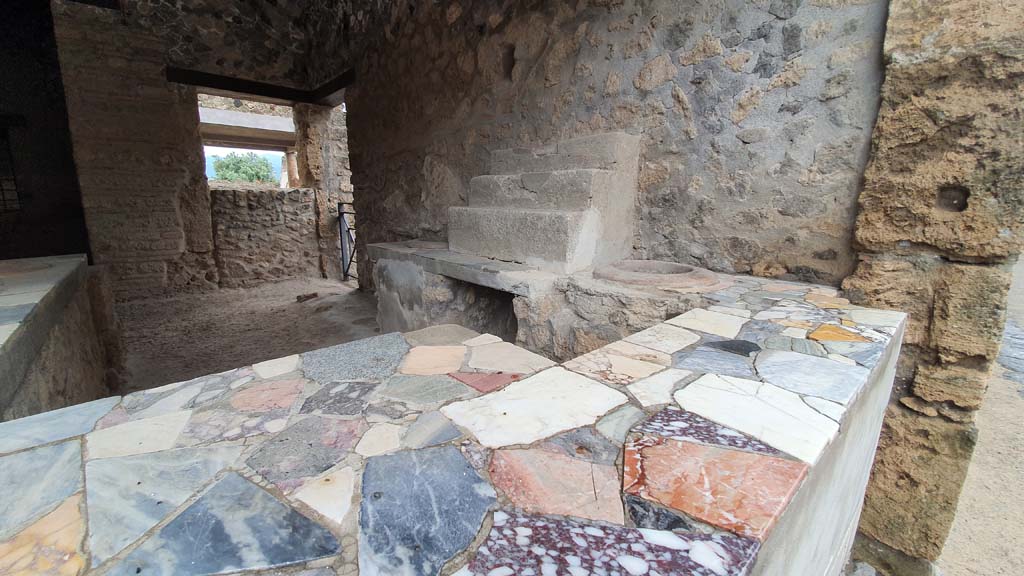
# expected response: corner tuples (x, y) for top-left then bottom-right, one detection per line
(937, 260), (1024, 575)
(118, 278), (379, 393)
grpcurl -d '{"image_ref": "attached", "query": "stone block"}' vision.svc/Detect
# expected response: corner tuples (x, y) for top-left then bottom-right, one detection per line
(911, 362), (990, 410)
(490, 132), (641, 175)
(929, 263), (1010, 362)
(468, 169), (620, 211)
(858, 404), (976, 561)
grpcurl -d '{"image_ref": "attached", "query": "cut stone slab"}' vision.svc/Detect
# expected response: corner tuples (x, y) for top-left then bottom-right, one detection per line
(675, 374), (838, 464)
(108, 472), (339, 576)
(442, 367), (628, 448)
(755, 349), (870, 405)
(300, 381), (378, 416)
(460, 511), (759, 576)
(635, 407), (783, 457)
(355, 422), (405, 457)
(462, 333), (503, 347)
(673, 346), (758, 379)
(490, 447), (624, 523)
(301, 332), (409, 383)
(624, 323), (701, 354)
(804, 396), (846, 422)
(0, 440), (82, 541)
(668, 309), (748, 338)
(0, 396), (119, 454)
(402, 411), (462, 449)
(85, 444), (243, 563)
(359, 446), (495, 576)
(448, 371), (521, 393)
(293, 466), (356, 526)
(246, 416), (367, 488)
(627, 368), (692, 407)
(252, 354), (301, 379)
(85, 410), (191, 460)
(375, 374), (475, 409)
(403, 324), (481, 346)
(624, 436), (807, 539)
(564, 347), (664, 386)
(0, 493), (85, 575)
(400, 346), (467, 375)
(467, 341), (556, 374)
(596, 403), (646, 442)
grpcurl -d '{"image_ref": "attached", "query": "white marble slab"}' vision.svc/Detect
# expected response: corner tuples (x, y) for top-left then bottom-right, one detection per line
(627, 368), (692, 407)
(86, 410), (192, 460)
(666, 309), (748, 338)
(755, 349), (870, 405)
(623, 323), (700, 354)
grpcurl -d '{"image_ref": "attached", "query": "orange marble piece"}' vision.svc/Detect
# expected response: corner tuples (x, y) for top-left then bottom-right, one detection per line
(623, 436), (807, 540)
(490, 447), (624, 524)
(805, 292), (853, 309)
(399, 346), (467, 375)
(0, 493), (85, 576)
(808, 324), (870, 342)
(229, 379), (305, 412)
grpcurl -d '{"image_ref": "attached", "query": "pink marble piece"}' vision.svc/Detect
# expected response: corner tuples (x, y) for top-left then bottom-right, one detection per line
(624, 436), (808, 540)
(448, 371), (521, 394)
(229, 379), (305, 412)
(489, 447), (623, 524)
(462, 511), (759, 576)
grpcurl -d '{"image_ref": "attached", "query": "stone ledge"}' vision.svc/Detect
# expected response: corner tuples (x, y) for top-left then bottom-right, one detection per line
(0, 274), (905, 575)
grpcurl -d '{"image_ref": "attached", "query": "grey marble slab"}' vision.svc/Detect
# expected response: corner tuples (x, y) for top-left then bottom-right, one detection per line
(402, 411), (462, 449)
(0, 439), (82, 540)
(0, 396), (119, 454)
(86, 445), (243, 564)
(822, 340), (885, 367)
(755, 349), (871, 405)
(301, 333), (409, 383)
(374, 374), (475, 410)
(359, 445), (496, 576)
(300, 381), (378, 416)
(674, 346), (758, 379)
(108, 472), (340, 576)
(541, 426), (620, 466)
(0, 302), (34, 325)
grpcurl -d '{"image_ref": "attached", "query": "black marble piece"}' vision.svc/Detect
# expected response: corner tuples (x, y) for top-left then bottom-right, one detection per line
(300, 381), (378, 416)
(706, 339), (762, 357)
(359, 445), (496, 576)
(109, 473), (339, 576)
(625, 494), (701, 532)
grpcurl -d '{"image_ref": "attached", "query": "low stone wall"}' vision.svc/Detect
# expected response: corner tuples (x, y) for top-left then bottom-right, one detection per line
(210, 184), (321, 288)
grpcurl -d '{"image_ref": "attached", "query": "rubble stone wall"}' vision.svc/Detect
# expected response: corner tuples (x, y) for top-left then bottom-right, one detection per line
(344, 0), (889, 287)
(209, 183), (321, 288)
(842, 0), (1024, 570)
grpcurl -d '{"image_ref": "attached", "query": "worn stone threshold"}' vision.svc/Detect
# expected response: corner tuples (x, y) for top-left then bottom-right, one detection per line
(0, 270), (905, 575)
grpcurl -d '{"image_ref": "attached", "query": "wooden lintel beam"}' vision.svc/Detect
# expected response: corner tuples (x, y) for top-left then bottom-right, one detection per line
(166, 67), (357, 108)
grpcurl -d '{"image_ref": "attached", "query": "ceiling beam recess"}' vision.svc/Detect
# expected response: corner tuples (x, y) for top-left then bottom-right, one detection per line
(166, 67), (356, 107)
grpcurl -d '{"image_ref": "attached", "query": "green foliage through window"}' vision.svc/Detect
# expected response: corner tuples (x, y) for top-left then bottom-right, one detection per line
(212, 152), (275, 183)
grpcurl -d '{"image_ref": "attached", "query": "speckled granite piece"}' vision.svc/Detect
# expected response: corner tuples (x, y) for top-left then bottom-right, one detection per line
(86, 445), (243, 563)
(634, 407), (784, 456)
(460, 511), (759, 576)
(109, 472), (339, 576)
(673, 346), (758, 379)
(300, 381), (378, 416)
(301, 332), (409, 383)
(0, 440), (82, 541)
(360, 446), (495, 576)
(246, 416), (367, 488)
(0, 397), (118, 454)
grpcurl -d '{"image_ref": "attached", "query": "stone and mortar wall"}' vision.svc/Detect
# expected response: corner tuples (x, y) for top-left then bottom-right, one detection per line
(342, 0), (889, 287)
(840, 0), (1024, 571)
(197, 94), (293, 118)
(52, 0), (218, 299)
(209, 183), (322, 288)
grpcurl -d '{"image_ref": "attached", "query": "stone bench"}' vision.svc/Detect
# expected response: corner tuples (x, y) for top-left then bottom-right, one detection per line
(0, 271), (904, 576)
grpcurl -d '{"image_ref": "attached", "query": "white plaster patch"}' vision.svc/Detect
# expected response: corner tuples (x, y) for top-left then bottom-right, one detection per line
(442, 367), (628, 448)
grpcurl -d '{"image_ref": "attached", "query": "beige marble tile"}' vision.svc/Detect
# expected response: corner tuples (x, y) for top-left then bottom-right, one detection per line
(467, 342), (556, 374)
(293, 466), (356, 525)
(627, 369), (693, 407)
(399, 346), (467, 375)
(564, 348), (664, 387)
(623, 323), (700, 354)
(252, 355), (301, 379)
(86, 410), (192, 460)
(355, 423), (404, 456)
(667, 309), (748, 338)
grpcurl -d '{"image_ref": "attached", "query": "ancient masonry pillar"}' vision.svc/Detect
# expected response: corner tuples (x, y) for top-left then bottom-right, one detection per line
(285, 150), (300, 188)
(842, 0), (1024, 572)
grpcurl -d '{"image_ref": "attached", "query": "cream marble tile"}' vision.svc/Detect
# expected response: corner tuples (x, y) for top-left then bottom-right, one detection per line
(666, 309), (748, 338)
(847, 308), (906, 329)
(86, 410), (192, 460)
(623, 323), (700, 354)
(564, 348), (664, 387)
(442, 367), (628, 448)
(399, 346), (467, 375)
(355, 423), (404, 456)
(603, 340), (672, 366)
(467, 342), (556, 374)
(462, 334), (503, 347)
(252, 355), (301, 379)
(674, 374), (838, 464)
(293, 466), (356, 525)
(627, 369), (693, 407)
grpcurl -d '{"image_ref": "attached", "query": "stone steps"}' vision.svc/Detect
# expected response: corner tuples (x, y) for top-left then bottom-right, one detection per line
(490, 132), (641, 175)
(448, 206), (599, 274)
(468, 169), (616, 210)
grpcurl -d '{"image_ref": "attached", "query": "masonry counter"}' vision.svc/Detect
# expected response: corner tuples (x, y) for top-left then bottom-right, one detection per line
(0, 271), (904, 576)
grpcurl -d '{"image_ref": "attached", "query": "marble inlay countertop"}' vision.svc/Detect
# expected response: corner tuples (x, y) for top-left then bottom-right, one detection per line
(0, 271), (905, 576)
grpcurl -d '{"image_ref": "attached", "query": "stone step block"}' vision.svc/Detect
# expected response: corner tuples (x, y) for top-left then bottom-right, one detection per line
(448, 206), (599, 274)
(490, 132), (641, 175)
(469, 169), (623, 210)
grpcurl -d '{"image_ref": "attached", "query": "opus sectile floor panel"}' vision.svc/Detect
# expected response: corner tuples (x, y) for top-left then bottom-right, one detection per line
(0, 272), (904, 576)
